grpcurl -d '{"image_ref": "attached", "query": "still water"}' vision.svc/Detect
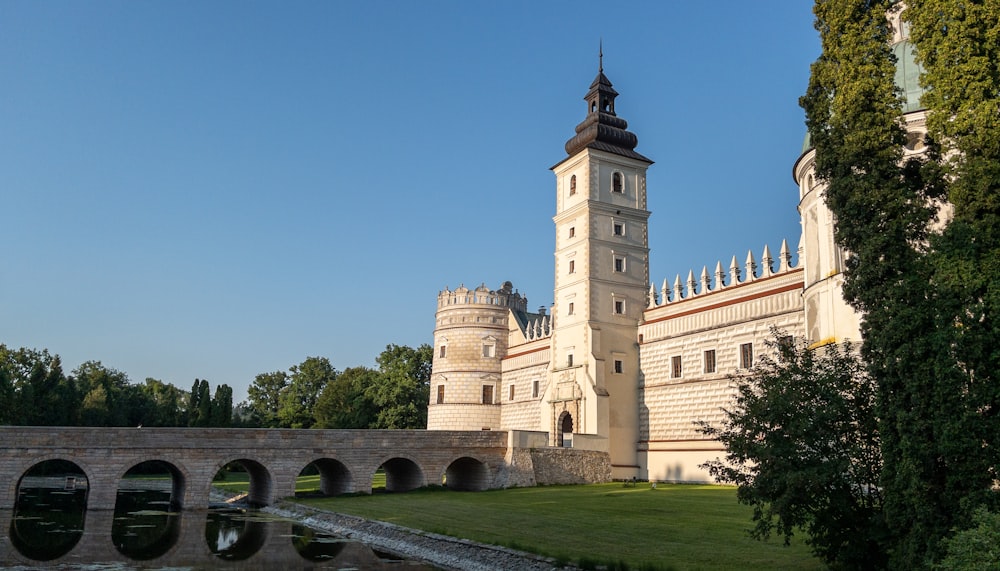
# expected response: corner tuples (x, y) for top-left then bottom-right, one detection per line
(1, 487), (435, 570)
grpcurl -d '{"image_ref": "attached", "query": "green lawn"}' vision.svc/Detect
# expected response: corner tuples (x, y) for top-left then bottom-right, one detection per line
(297, 483), (823, 571)
(211, 469), (387, 495)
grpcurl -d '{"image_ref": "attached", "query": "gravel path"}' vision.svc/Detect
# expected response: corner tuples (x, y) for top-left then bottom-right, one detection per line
(265, 500), (567, 571)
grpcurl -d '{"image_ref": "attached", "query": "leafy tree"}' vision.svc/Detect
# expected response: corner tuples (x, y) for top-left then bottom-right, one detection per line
(1, 345), (78, 425)
(278, 357), (337, 428)
(73, 361), (132, 426)
(907, 0), (1000, 514)
(934, 508), (1000, 571)
(367, 344), (432, 429)
(314, 366), (379, 429)
(802, 1), (999, 565)
(699, 335), (885, 569)
(247, 370), (288, 428)
(141, 378), (186, 427)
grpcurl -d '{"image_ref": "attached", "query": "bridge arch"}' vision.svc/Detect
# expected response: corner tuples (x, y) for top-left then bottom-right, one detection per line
(9, 458), (90, 562)
(443, 456), (492, 491)
(301, 457), (353, 496)
(373, 455), (426, 492)
(10, 456), (93, 506)
(211, 457), (273, 506)
(115, 458), (188, 510)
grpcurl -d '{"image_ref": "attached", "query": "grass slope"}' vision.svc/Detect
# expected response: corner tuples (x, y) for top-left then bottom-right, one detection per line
(298, 483), (822, 571)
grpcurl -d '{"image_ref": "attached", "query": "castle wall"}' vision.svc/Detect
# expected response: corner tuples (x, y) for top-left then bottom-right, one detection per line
(638, 265), (805, 482)
(499, 344), (550, 432)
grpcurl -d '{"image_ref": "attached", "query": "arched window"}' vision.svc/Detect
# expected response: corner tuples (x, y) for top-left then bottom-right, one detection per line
(612, 172), (623, 193)
(569, 175), (577, 195)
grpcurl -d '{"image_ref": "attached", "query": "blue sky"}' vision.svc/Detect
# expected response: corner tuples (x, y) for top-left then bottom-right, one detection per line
(1, 2), (819, 402)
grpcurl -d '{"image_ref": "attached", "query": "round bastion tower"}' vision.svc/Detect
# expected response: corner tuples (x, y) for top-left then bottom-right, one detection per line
(426, 282), (528, 431)
(793, 2), (930, 346)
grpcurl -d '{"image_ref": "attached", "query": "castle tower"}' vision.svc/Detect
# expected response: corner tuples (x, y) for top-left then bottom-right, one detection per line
(426, 282), (527, 431)
(548, 53), (652, 479)
(793, 3), (928, 346)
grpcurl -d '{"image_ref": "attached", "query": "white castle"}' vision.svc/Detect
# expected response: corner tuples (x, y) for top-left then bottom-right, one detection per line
(427, 13), (928, 482)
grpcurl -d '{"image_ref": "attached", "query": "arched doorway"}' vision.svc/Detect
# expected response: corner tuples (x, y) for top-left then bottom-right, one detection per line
(558, 411), (573, 447)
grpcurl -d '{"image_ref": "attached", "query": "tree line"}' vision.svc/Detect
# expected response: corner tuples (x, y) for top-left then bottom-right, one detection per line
(702, 2), (999, 570)
(0, 343), (431, 430)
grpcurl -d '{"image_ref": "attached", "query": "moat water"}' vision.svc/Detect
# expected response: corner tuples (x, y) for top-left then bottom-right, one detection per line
(1, 486), (434, 570)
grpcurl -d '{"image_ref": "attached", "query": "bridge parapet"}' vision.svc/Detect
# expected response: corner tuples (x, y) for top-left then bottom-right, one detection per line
(0, 427), (510, 511)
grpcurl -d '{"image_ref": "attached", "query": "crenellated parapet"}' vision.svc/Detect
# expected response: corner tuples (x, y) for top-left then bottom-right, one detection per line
(647, 240), (798, 308)
(438, 281), (529, 312)
(523, 314), (552, 341)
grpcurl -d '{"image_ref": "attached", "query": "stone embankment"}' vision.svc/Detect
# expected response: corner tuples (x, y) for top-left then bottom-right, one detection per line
(266, 500), (566, 571)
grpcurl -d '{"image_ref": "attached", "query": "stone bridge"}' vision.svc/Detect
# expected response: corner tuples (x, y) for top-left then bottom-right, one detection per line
(0, 427), (515, 511)
(0, 427), (612, 511)
(0, 507), (401, 569)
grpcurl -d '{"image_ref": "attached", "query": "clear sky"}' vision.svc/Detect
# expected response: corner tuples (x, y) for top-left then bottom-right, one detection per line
(1, 2), (820, 402)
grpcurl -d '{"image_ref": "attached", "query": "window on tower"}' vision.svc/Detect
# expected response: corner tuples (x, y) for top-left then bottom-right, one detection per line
(614, 255), (626, 273)
(568, 302), (574, 315)
(614, 359), (623, 374)
(612, 172), (623, 193)
(509, 384), (515, 401)
(570, 174), (577, 195)
(569, 226), (576, 238)
(614, 299), (625, 315)
(613, 221), (624, 236)
(569, 260), (576, 274)
(482, 385), (494, 405)
(437, 385), (444, 404)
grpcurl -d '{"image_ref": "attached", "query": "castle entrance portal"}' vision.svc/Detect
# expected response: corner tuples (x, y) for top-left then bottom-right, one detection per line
(558, 412), (573, 447)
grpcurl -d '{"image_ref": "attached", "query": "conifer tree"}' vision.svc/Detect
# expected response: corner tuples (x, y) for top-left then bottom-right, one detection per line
(803, 0), (999, 566)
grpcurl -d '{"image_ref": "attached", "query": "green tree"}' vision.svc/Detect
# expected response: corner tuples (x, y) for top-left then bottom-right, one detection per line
(278, 357), (337, 428)
(1, 345), (78, 425)
(907, 0), (1000, 518)
(935, 508), (1000, 571)
(802, 1), (999, 566)
(314, 366), (379, 429)
(210, 383), (233, 427)
(0, 358), (13, 424)
(73, 361), (132, 426)
(367, 344), (432, 429)
(187, 378), (213, 427)
(247, 370), (288, 428)
(141, 378), (186, 426)
(699, 335), (885, 569)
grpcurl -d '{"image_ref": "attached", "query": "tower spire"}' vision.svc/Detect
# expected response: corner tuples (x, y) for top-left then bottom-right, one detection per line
(559, 47), (651, 164)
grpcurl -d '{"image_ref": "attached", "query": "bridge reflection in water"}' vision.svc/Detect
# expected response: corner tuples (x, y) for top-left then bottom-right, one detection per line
(0, 489), (433, 569)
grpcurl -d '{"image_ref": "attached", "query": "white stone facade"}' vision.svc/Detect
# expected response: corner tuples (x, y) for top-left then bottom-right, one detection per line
(427, 15), (929, 481)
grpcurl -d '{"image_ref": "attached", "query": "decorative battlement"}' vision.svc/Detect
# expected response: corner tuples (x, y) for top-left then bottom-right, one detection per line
(438, 281), (528, 312)
(522, 314), (552, 341)
(647, 240), (800, 308)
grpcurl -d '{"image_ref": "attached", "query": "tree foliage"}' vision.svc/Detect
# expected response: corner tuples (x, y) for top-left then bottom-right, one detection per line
(699, 334), (884, 569)
(246, 370), (288, 428)
(314, 366), (379, 429)
(278, 356), (338, 428)
(801, 0), (1000, 566)
(367, 344), (432, 429)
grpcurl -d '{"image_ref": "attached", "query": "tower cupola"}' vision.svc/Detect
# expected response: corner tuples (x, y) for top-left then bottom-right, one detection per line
(563, 48), (651, 164)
